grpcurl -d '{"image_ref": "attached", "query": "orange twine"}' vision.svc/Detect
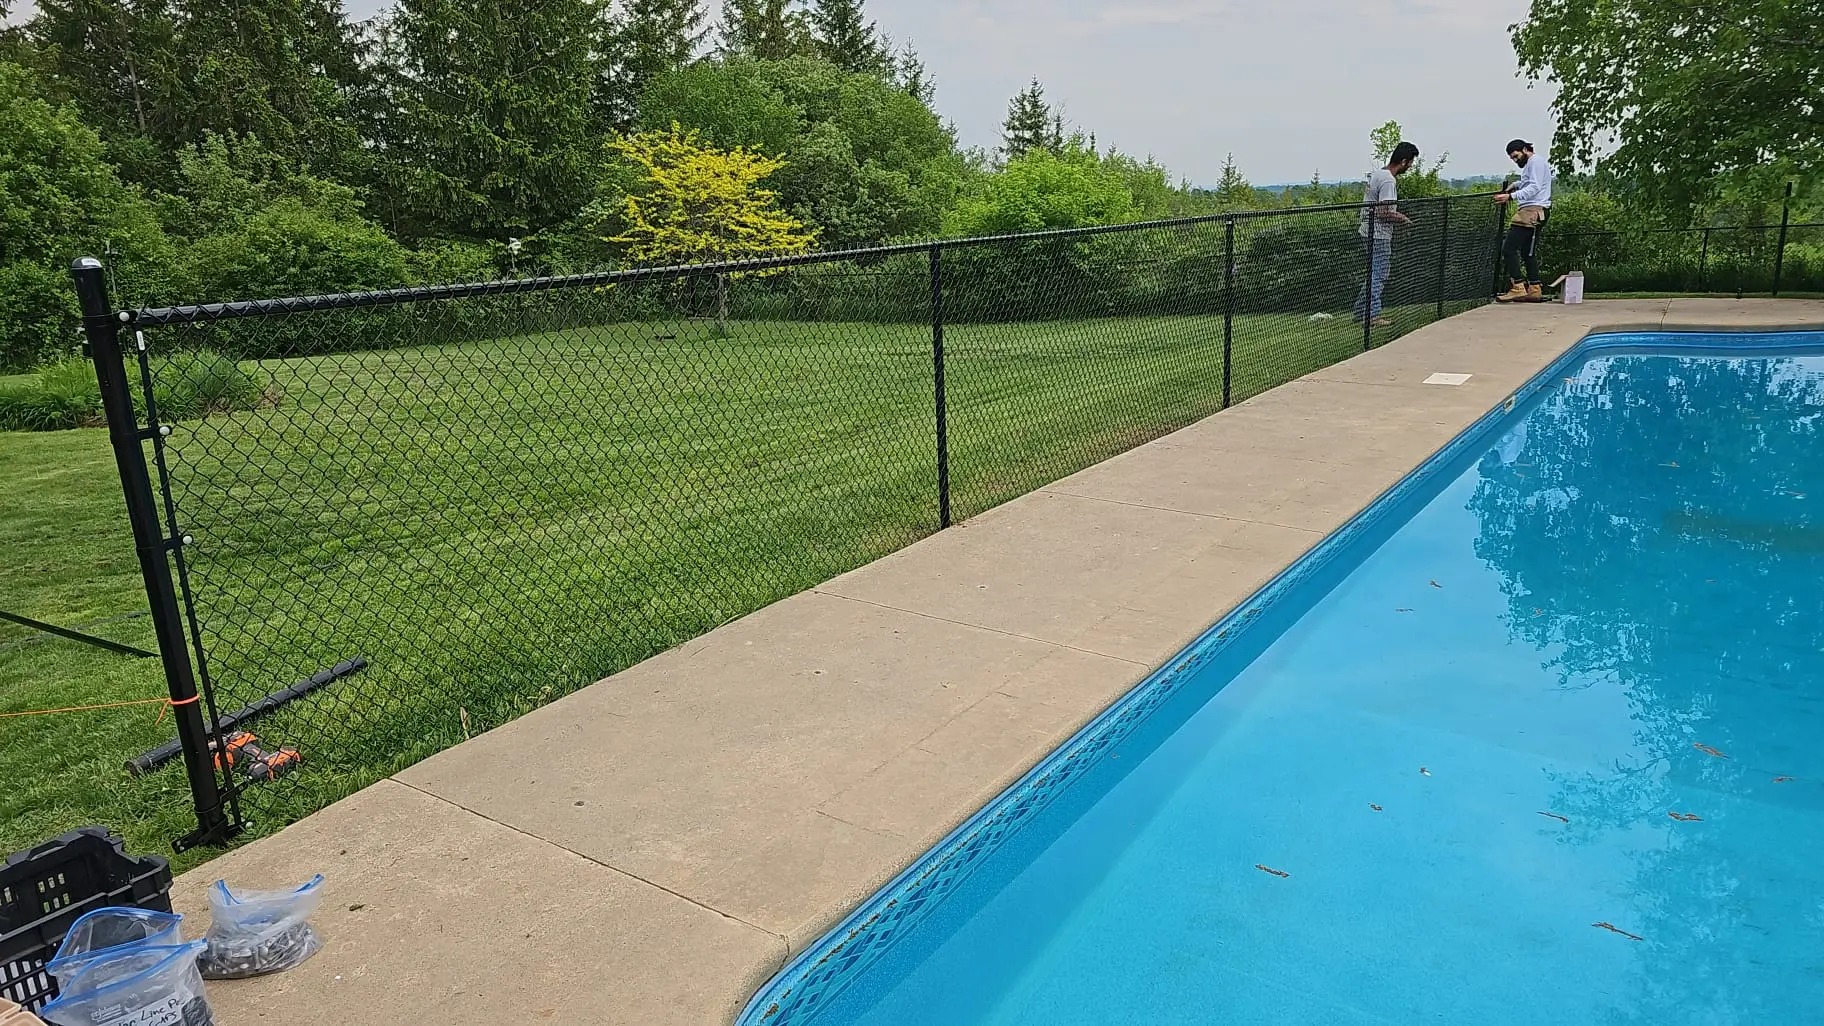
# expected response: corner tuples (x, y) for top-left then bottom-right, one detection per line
(1, 693), (200, 725)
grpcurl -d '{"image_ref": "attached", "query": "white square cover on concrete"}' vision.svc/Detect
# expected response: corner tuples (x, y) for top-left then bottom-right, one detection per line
(1424, 373), (1474, 386)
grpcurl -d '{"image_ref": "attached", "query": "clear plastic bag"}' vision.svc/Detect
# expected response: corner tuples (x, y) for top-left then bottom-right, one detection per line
(48, 907), (185, 986)
(41, 941), (213, 1026)
(196, 875), (324, 980)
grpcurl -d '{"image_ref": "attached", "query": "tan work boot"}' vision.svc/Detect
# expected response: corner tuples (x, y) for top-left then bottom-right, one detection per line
(1525, 283), (1544, 302)
(1496, 282), (1528, 303)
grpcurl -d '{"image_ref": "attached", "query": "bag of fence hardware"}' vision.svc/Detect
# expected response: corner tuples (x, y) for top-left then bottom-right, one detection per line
(47, 907), (186, 986)
(196, 875), (325, 980)
(41, 941), (213, 1026)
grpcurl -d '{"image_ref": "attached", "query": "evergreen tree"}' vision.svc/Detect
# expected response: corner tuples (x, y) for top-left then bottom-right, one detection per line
(606, 0), (709, 129)
(1000, 78), (1053, 160)
(1, 0), (30, 60)
(172, 0), (370, 176)
(383, 0), (606, 240)
(891, 39), (933, 106)
(27, 0), (183, 153)
(31, 0), (371, 182)
(719, 0), (810, 59)
(809, 0), (880, 73)
(1214, 153), (1252, 208)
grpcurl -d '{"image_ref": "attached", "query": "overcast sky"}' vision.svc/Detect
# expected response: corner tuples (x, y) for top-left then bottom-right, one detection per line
(15, 0), (1558, 185)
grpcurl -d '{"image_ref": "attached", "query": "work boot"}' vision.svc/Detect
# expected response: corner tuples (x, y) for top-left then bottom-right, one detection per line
(1496, 282), (1528, 303)
(1526, 282), (1544, 302)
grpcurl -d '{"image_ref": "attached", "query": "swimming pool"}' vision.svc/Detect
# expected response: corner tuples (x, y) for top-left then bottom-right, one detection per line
(741, 332), (1824, 1026)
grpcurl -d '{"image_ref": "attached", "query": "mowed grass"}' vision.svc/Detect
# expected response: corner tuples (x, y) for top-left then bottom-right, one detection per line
(1, 304), (1442, 866)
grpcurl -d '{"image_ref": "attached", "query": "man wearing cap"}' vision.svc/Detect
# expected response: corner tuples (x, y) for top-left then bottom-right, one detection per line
(1494, 140), (1552, 302)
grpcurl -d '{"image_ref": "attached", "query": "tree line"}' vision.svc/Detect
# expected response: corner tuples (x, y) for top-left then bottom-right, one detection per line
(0, 0), (1318, 370)
(1, 0), (1814, 369)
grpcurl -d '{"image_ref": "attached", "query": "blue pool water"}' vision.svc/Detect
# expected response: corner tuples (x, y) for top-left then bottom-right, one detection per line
(747, 335), (1824, 1026)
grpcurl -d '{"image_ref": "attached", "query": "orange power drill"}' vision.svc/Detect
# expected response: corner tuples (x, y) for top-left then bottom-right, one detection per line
(210, 731), (303, 781)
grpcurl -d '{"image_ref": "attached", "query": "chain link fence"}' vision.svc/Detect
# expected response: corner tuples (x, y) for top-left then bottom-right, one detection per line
(75, 193), (1503, 847)
(1545, 222), (1824, 297)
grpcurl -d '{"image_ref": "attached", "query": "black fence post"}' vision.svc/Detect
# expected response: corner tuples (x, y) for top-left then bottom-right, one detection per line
(1362, 216), (1375, 352)
(1435, 198), (1452, 321)
(71, 257), (230, 851)
(930, 243), (951, 529)
(1773, 182), (1793, 297)
(1699, 227), (1711, 292)
(1222, 218), (1235, 408)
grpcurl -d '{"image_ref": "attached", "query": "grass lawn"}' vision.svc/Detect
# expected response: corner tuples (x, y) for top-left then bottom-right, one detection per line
(1, 302), (1451, 867)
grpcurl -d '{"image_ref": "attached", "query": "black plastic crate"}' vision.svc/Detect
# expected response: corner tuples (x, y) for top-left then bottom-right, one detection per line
(0, 827), (174, 1012)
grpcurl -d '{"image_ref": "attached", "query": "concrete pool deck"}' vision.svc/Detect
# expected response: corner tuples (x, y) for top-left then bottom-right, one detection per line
(171, 298), (1824, 1025)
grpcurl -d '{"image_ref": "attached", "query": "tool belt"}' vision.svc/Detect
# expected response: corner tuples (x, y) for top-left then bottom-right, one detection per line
(1511, 205), (1548, 228)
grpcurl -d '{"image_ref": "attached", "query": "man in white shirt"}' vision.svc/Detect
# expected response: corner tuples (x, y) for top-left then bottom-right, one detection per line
(1354, 142), (1419, 326)
(1494, 139), (1553, 302)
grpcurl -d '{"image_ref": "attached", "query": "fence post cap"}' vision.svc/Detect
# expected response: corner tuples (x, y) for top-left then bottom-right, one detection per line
(71, 256), (104, 271)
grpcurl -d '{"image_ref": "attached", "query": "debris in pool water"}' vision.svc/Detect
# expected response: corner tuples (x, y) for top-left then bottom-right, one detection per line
(1396, 608), (1414, 613)
(1661, 461), (1681, 468)
(1693, 743), (1729, 759)
(1419, 767), (1432, 776)
(1669, 812), (1704, 822)
(1428, 580), (1443, 589)
(1369, 804), (1383, 812)
(1255, 865), (1290, 879)
(1593, 922), (1644, 942)
(1538, 812), (1570, 824)
(1775, 776), (1796, 784)
(1533, 608), (1545, 617)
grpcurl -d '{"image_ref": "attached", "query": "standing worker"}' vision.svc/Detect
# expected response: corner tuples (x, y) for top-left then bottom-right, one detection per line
(1356, 142), (1419, 327)
(1495, 140), (1553, 302)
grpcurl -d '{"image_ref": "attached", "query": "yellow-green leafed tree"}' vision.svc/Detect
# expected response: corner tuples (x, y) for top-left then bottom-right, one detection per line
(609, 125), (818, 267)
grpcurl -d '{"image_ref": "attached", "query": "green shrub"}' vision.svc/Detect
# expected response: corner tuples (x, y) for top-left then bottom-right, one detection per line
(180, 200), (413, 359)
(0, 352), (265, 432)
(0, 262), (81, 373)
(149, 350), (268, 420)
(409, 239), (500, 285)
(183, 199), (411, 305)
(0, 359), (101, 431)
(0, 63), (173, 372)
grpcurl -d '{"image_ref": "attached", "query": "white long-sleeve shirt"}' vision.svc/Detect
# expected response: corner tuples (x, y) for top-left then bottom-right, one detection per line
(1509, 154), (1553, 208)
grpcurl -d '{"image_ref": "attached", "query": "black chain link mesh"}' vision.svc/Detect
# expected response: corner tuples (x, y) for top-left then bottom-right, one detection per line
(1546, 223), (1824, 297)
(114, 195), (1501, 839)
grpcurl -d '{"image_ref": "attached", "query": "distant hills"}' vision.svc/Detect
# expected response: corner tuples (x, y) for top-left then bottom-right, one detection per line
(1254, 175), (1507, 195)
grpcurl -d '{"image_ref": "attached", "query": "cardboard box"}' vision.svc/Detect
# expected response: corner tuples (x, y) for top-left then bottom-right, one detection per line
(0, 998), (47, 1026)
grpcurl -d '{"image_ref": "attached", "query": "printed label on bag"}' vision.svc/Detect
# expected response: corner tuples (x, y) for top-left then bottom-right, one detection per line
(93, 995), (186, 1026)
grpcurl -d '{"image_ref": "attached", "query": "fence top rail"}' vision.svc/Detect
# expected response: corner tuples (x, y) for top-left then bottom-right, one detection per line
(118, 192), (1498, 326)
(1551, 222), (1824, 240)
